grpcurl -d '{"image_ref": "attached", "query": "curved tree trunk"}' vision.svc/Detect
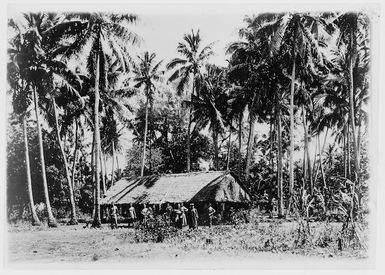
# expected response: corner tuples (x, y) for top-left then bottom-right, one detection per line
(23, 115), (41, 226)
(92, 53), (101, 228)
(245, 115), (256, 181)
(52, 98), (78, 225)
(33, 87), (57, 227)
(140, 97), (149, 177)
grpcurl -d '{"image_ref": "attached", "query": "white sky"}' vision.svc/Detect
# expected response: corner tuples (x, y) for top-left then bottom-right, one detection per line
(131, 13), (242, 67)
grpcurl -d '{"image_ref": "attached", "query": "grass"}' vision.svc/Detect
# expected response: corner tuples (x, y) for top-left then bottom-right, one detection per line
(6, 217), (368, 265)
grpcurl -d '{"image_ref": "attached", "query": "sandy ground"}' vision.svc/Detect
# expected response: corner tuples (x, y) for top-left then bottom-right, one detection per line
(5, 223), (371, 268)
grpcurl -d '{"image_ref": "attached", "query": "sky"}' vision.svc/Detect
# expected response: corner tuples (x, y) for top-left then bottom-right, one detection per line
(131, 13), (242, 67)
(5, 1), (376, 172)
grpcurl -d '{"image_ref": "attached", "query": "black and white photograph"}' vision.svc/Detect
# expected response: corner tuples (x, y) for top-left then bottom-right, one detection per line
(2, 0), (384, 271)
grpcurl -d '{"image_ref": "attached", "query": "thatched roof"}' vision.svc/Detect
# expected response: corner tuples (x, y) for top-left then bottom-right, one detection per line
(100, 171), (251, 205)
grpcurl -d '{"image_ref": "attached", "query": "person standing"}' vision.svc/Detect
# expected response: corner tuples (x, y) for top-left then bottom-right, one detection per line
(141, 204), (149, 227)
(110, 202), (118, 229)
(188, 203), (199, 229)
(208, 203), (216, 228)
(180, 203), (188, 227)
(165, 203), (173, 226)
(127, 203), (136, 227)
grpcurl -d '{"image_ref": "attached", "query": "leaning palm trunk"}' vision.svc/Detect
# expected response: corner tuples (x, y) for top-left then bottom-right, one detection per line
(226, 125), (232, 170)
(92, 53), (102, 228)
(245, 115), (256, 181)
(116, 154), (120, 179)
(140, 97), (149, 177)
(33, 87), (57, 227)
(71, 119), (79, 192)
(23, 115), (41, 226)
(313, 128), (329, 186)
(318, 134), (327, 190)
(276, 103), (284, 217)
(53, 99), (78, 225)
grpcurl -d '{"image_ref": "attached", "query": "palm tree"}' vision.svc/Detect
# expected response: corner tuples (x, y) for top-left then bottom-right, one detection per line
(251, 12), (331, 203)
(186, 64), (228, 170)
(132, 51), (163, 176)
(8, 19), (42, 226)
(166, 29), (214, 172)
(57, 12), (139, 227)
(331, 12), (369, 184)
(227, 15), (275, 181)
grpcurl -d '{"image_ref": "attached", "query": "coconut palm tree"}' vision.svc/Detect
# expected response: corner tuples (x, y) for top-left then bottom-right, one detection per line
(250, 12), (332, 204)
(8, 19), (42, 226)
(166, 29), (215, 172)
(185, 64), (228, 170)
(331, 12), (369, 184)
(7, 13), (85, 227)
(132, 51), (163, 176)
(227, 15), (276, 182)
(56, 12), (139, 227)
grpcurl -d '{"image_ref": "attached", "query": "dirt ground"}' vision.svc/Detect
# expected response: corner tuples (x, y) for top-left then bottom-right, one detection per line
(5, 221), (370, 268)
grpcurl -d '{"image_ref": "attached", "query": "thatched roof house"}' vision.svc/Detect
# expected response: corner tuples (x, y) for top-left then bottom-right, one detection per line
(100, 171), (251, 206)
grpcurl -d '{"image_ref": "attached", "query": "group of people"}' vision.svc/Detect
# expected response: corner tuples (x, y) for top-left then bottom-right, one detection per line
(108, 202), (217, 229)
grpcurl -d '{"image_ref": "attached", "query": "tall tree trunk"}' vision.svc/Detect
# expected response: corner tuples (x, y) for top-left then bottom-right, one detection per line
(318, 134), (327, 190)
(348, 54), (360, 184)
(140, 97), (149, 177)
(53, 98), (77, 224)
(226, 125), (232, 170)
(276, 103), (284, 217)
(313, 128), (329, 184)
(116, 154), (120, 179)
(347, 128), (351, 179)
(103, 153), (107, 189)
(33, 87), (57, 227)
(213, 131), (219, 170)
(238, 113), (243, 178)
(343, 125), (347, 178)
(289, 52), (296, 204)
(186, 77), (195, 173)
(111, 140), (115, 184)
(92, 53), (101, 228)
(302, 107), (313, 195)
(245, 115), (256, 181)
(71, 119), (79, 189)
(99, 145), (106, 194)
(23, 115), (41, 226)
(269, 120), (274, 171)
